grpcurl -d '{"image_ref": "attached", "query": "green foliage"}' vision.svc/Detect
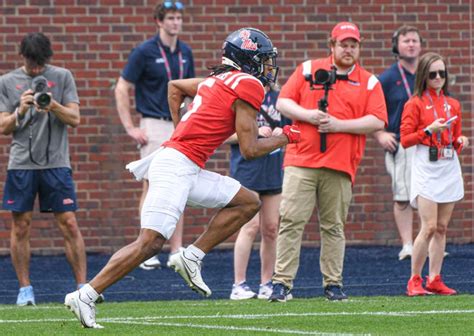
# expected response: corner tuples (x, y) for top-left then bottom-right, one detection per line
(0, 295), (473, 335)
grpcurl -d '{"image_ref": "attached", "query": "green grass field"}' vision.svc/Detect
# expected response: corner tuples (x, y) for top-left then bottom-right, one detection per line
(1, 295), (473, 335)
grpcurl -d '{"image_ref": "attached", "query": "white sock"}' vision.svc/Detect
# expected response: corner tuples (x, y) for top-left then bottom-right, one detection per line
(79, 283), (99, 303)
(184, 244), (205, 261)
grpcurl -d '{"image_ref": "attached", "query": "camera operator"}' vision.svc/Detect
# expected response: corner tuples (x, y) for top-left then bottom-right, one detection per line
(269, 22), (387, 302)
(0, 32), (87, 306)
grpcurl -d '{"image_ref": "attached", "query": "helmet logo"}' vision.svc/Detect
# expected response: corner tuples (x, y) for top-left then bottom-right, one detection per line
(239, 29), (257, 51)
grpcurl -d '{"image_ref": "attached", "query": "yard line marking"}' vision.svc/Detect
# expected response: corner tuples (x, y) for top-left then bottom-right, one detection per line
(0, 318), (74, 323)
(1, 308), (473, 324)
(104, 320), (364, 336)
(0, 306), (63, 311)
(100, 309), (474, 320)
(0, 318), (366, 335)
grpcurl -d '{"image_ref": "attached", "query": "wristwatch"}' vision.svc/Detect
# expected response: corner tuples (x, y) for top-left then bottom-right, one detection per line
(423, 127), (432, 136)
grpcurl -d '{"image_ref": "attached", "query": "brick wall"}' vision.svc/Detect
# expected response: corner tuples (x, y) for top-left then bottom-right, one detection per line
(0, 0), (472, 255)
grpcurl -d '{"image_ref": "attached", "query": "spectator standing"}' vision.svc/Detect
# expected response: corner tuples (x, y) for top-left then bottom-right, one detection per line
(401, 52), (468, 296)
(114, 2), (194, 269)
(375, 26), (422, 260)
(270, 22), (387, 302)
(228, 85), (289, 300)
(0, 33), (86, 305)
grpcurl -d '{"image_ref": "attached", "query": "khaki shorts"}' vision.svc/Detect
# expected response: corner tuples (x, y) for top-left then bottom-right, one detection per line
(385, 144), (415, 202)
(139, 118), (175, 158)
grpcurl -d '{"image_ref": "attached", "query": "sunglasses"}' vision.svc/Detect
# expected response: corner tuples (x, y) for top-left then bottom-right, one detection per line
(428, 70), (446, 80)
(163, 1), (184, 10)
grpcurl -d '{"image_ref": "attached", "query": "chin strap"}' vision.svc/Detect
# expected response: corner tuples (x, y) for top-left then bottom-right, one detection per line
(221, 57), (241, 70)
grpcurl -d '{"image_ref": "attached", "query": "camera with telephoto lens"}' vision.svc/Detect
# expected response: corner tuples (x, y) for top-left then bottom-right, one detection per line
(314, 68), (337, 86)
(31, 76), (51, 108)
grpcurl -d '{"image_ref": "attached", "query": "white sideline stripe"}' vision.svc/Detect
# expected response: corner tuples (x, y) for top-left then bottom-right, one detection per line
(104, 320), (352, 336)
(101, 309), (474, 320)
(0, 305), (62, 311)
(0, 318), (360, 336)
(0, 318), (74, 323)
(1, 308), (473, 325)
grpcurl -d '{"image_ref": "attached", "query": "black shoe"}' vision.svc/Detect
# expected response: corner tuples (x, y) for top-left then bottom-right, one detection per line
(268, 283), (292, 302)
(324, 285), (348, 301)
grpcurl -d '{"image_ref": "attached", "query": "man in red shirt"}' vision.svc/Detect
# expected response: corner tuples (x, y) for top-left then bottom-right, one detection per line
(269, 22), (387, 302)
(64, 28), (300, 329)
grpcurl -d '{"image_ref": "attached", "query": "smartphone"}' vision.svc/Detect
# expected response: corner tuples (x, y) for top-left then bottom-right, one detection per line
(445, 115), (458, 125)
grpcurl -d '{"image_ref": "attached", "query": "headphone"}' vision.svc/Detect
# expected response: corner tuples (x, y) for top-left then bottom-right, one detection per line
(391, 26), (423, 56)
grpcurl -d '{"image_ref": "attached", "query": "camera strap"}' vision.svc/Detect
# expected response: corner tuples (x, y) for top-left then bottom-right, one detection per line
(29, 111), (51, 166)
(335, 73), (349, 81)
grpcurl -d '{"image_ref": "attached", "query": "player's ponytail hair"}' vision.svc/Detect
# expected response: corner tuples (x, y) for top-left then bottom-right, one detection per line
(208, 64), (237, 77)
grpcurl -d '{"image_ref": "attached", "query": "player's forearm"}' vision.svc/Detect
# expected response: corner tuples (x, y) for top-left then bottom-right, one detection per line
(240, 134), (288, 160)
(168, 85), (185, 127)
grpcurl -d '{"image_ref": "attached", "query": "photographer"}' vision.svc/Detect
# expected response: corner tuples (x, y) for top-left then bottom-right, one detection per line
(269, 22), (387, 302)
(0, 32), (86, 305)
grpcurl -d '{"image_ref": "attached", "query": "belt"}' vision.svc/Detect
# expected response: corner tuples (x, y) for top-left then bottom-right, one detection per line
(143, 116), (173, 121)
(156, 116), (172, 121)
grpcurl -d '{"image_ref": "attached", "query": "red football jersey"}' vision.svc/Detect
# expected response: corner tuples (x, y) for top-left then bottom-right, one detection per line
(163, 70), (265, 167)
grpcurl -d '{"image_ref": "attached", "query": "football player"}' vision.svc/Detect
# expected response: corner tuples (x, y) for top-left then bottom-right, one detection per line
(65, 27), (301, 328)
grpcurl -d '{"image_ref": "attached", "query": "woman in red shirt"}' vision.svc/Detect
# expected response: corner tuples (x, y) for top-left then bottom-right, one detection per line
(401, 52), (469, 296)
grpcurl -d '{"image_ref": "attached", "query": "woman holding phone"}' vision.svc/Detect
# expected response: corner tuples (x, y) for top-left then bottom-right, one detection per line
(400, 52), (469, 296)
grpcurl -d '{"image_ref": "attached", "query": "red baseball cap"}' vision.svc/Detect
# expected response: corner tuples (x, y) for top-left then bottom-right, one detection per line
(331, 22), (360, 42)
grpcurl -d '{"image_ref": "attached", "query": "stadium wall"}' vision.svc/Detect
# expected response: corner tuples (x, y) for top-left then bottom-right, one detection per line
(0, 0), (472, 255)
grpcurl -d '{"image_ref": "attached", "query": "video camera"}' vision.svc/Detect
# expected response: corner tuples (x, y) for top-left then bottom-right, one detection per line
(31, 76), (51, 108)
(314, 68), (337, 86)
(304, 66), (337, 153)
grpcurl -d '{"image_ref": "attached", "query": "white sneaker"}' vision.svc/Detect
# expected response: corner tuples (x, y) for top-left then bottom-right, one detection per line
(257, 281), (273, 299)
(64, 291), (103, 329)
(139, 255), (161, 270)
(398, 244), (413, 260)
(230, 282), (257, 300)
(168, 250), (212, 297)
(166, 247), (185, 268)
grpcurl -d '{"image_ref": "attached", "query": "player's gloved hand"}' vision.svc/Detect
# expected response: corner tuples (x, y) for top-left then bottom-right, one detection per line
(283, 125), (301, 143)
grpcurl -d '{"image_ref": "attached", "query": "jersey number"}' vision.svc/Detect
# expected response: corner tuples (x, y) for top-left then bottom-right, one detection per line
(181, 78), (216, 122)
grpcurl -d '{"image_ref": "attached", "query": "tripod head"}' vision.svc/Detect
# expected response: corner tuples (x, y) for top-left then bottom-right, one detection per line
(304, 65), (337, 112)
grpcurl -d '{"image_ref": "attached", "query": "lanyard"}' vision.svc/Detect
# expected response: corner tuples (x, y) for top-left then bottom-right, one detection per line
(158, 43), (183, 81)
(397, 62), (412, 98)
(424, 91), (452, 145)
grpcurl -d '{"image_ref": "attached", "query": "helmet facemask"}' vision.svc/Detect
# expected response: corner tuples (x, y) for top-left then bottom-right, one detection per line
(253, 49), (279, 86)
